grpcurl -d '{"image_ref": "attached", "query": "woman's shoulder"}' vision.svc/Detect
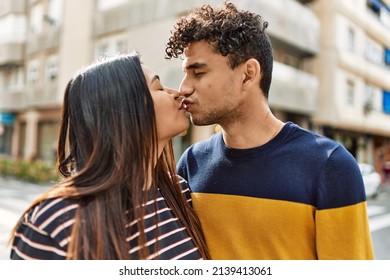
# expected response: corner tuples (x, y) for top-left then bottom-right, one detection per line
(177, 175), (192, 202)
(11, 197), (78, 259)
(25, 197), (78, 234)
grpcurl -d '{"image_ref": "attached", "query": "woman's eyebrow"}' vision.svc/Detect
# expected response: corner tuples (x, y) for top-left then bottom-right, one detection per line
(151, 75), (160, 84)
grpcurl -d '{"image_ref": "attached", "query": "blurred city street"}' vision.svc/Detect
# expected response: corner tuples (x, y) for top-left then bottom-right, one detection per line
(1, 176), (389, 260)
(0, 177), (51, 260)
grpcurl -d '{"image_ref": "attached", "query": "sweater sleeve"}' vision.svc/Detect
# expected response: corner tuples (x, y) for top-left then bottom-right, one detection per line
(177, 149), (189, 182)
(315, 146), (374, 259)
(10, 216), (68, 260)
(10, 198), (77, 260)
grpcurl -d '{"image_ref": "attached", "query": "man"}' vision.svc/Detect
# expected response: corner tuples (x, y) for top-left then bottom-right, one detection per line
(165, 2), (374, 259)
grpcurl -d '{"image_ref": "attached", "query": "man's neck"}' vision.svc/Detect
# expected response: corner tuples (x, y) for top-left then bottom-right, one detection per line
(221, 110), (284, 149)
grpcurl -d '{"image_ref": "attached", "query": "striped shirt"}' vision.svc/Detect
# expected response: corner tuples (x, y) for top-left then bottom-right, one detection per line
(10, 181), (202, 260)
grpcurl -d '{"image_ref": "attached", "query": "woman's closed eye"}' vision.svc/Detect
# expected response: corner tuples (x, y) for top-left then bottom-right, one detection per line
(153, 80), (165, 92)
(157, 83), (166, 92)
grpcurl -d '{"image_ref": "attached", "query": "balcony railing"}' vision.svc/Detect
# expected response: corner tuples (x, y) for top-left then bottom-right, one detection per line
(26, 27), (61, 55)
(0, 42), (25, 67)
(94, 0), (191, 36)
(239, 0), (320, 55)
(0, 87), (25, 111)
(269, 61), (318, 114)
(24, 82), (60, 107)
(0, 0), (25, 17)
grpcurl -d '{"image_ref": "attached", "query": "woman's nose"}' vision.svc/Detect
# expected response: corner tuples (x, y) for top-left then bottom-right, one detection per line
(164, 87), (182, 101)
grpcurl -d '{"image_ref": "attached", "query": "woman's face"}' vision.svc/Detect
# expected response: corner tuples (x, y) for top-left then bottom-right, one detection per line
(142, 65), (189, 144)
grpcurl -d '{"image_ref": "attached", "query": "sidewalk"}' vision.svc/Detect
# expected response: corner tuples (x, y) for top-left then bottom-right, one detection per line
(378, 181), (390, 198)
(0, 176), (51, 260)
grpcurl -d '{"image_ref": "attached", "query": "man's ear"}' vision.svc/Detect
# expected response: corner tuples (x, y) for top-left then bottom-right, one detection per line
(242, 58), (261, 86)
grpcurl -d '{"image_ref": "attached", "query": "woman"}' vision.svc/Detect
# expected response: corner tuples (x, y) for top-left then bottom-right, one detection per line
(9, 52), (210, 260)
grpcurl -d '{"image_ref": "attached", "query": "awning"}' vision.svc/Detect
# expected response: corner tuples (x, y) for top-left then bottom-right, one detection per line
(0, 112), (15, 124)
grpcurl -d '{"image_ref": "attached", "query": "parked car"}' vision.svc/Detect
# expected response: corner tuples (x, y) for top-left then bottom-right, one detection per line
(358, 163), (381, 199)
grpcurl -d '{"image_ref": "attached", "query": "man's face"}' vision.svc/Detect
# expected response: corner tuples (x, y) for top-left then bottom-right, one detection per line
(180, 41), (245, 127)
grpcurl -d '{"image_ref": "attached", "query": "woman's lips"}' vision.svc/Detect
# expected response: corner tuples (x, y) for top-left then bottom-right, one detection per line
(182, 100), (192, 110)
(178, 98), (185, 110)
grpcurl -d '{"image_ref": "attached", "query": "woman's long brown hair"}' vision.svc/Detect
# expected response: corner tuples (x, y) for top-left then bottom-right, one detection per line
(158, 142), (210, 260)
(9, 53), (209, 260)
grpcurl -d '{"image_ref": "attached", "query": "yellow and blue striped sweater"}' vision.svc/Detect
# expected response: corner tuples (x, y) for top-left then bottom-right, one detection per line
(177, 122), (374, 260)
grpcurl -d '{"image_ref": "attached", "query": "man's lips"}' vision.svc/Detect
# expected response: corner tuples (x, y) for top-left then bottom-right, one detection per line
(181, 100), (192, 110)
(178, 96), (193, 110)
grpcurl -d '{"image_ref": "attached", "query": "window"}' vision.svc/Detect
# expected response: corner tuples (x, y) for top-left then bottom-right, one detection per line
(270, 46), (302, 70)
(347, 80), (355, 106)
(46, 0), (63, 26)
(365, 38), (383, 65)
(27, 62), (39, 85)
(45, 56), (58, 81)
(380, 5), (390, 29)
(38, 121), (58, 161)
(94, 37), (128, 57)
(97, 0), (127, 11)
(383, 90), (390, 114)
(6, 67), (25, 90)
(367, 0), (381, 15)
(0, 0), (5, 13)
(364, 83), (383, 112)
(0, 15), (27, 44)
(95, 43), (109, 57)
(116, 40), (126, 53)
(347, 28), (355, 52)
(0, 123), (13, 155)
(284, 54), (302, 69)
(18, 122), (26, 158)
(367, 0), (390, 28)
(385, 48), (390, 65)
(30, 3), (44, 34)
(364, 83), (375, 113)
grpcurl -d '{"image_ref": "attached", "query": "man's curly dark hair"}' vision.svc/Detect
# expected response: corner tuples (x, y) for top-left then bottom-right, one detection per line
(165, 2), (273, 97)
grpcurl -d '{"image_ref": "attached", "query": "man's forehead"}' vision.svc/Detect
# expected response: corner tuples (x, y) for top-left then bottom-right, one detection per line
(183, 41), (211, 59)
(181, 41), (227, 70)
(183, 47), (207, 64)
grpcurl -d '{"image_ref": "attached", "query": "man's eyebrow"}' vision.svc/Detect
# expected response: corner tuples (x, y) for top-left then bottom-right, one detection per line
(183, 62), (208, 71)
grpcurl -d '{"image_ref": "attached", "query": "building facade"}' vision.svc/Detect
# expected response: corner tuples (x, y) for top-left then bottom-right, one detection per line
(309, 0), (390, 181)
(1, 0), (390, 180)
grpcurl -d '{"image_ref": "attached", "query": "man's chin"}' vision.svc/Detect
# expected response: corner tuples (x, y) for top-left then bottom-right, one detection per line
(191, 120), (212, 127)
(189, 114), (214, 126)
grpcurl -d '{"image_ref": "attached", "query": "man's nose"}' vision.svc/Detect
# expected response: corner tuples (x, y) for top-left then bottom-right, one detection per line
(179, 76), (194, 97)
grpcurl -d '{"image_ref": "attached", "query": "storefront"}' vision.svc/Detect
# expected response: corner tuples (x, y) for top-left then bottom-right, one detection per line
(0, 112), (15, 156)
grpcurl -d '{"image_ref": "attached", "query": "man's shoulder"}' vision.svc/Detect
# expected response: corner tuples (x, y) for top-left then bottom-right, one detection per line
(288, 122), (341, 150)
(283, 122), (355, 165)
(290, 124), (359, 173)
(184, 132), (221, 154)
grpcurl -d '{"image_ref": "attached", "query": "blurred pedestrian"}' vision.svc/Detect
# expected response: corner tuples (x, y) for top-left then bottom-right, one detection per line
(165, 2), (374, 259)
